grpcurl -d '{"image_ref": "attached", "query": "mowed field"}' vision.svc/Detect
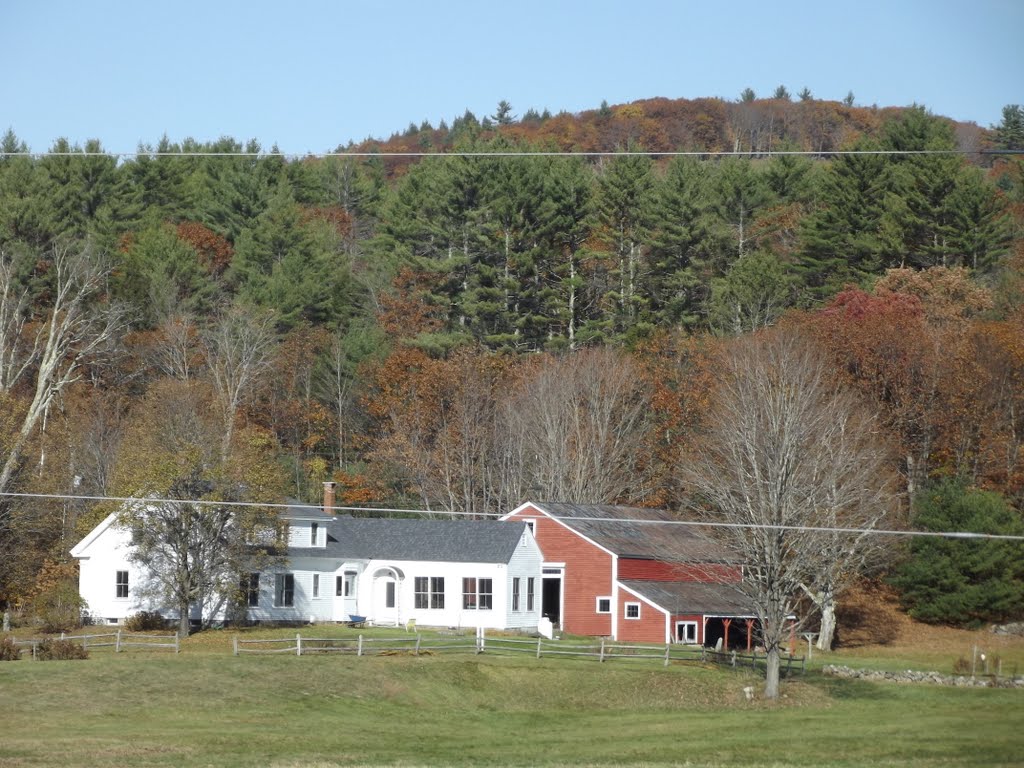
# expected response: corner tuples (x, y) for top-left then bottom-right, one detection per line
(2, 623), (1023, 768)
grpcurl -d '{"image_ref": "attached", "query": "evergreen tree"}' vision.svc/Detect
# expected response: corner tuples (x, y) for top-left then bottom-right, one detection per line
(492, 100), (516, 126)
(647, 157), (711, 328)
(593, 152), (657, 341)
(772, 85), (790, 101)
(994, 104), (1024, 150)
(891, 479), (1024, 626)
(230, 185), (352, 328)
(876, 106), (964, 268)
(798, 141), (888, 295)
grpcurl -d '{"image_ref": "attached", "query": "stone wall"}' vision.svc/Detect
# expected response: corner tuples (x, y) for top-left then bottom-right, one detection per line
(822, 664), (1024, 688)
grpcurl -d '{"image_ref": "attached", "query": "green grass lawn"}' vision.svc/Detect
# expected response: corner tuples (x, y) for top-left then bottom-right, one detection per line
(2, 630), (1023, 767)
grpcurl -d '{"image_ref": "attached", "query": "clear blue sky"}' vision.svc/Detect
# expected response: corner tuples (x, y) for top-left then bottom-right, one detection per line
(2, 0), (1021, 154)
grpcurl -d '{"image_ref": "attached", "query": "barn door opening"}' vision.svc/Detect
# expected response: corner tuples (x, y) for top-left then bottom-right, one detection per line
(541, 570), (562, 626)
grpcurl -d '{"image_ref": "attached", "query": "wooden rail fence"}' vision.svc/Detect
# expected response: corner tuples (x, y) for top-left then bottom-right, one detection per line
(233, 631), (804, 673)
(11, 630), (179, 658)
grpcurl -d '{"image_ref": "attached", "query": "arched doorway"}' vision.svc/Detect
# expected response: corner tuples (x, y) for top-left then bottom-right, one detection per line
(371, 566), (404, 626)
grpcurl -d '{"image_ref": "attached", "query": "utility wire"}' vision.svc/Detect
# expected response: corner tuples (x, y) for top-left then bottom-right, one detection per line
(5, 491), (1023, 542)
(1, 149), (1021, 160)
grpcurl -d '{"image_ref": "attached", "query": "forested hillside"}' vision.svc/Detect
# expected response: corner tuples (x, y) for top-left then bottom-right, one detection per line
(1, 96), (1023, 629)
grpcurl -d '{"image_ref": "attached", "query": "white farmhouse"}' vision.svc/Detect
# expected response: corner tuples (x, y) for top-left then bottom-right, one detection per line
(71, 499), (543, 632)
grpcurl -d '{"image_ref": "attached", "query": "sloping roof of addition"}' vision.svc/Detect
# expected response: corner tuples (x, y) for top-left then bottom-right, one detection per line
(620, 580), (757, 617)
(528, 502), (733, 563)
(288, 517), (531, 564)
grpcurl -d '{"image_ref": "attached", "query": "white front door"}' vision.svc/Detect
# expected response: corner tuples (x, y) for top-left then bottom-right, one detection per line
(373, 575), (398, 625)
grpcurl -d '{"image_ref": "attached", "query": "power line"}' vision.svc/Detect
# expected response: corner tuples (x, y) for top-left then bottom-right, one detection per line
(4, 491), (1023, 542)
(0, 149), (1019, 160)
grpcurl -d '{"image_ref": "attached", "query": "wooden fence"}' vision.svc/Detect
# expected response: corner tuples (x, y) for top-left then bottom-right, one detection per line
(233, 630), (804, 673)
(11, 630), (179, 658)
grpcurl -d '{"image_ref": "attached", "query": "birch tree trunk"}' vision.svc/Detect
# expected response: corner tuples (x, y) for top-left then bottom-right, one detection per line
(0, 243), (125, 496)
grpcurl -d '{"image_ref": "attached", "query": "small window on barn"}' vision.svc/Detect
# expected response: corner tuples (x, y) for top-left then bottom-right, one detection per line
(310, 523), (319, 546)
(625, 602), (641, 620)
(596, 597), (611, 614)
(524, 520), (536, 536)
(312, 574), (320, 598)
(512, 578), (521, 611)
(115, 570), (129, 599)
(527, 578), (535, 611)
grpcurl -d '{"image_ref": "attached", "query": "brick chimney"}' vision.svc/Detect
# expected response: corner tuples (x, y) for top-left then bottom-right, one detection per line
(323, 481), (337, 514)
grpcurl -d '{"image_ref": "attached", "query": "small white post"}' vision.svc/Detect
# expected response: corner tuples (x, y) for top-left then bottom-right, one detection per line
(536, 637), (542, 659)
(599, 638), (605, 662)
(296, 633), (302, 657)
(174, 632), (180, 654)
(233, 636), (238, 656)
(357, 634), (363, 657)
(415, 633), (421, 656)
(664, 644), (670, 667)
(115, 629), (122, 653)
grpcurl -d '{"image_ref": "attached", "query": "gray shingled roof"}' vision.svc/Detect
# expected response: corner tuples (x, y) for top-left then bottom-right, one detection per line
(620, 580), (757, 617)
(288, 517), (528, 564)
(533, 502), (733, 563)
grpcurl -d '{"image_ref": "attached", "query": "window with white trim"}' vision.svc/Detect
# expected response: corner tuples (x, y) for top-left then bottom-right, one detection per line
(524, 519), (536, 535)
(512, 578), (521, 611)
(527, 577), (535, 611)
(310, 522), (319, 546)
(596, 596), (612, 614)
(462, 577), (492, 610)
(244, 573), (260, 606)
(415, 576), (445, 609)
(312, 573), (320, 598)
(625, 602), (641, 619)
(274, 573), (295, 607)
(676, 621), (698, 643)
(115, 570), (129, 598)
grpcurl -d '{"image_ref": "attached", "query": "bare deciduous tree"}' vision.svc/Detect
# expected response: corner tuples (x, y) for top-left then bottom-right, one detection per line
(114, 380), (284, 635)
(505, 347), (652, 504)
(203, 306), (276, 461)
(0, 242), (127, 496)
(684, 331), (895, 699)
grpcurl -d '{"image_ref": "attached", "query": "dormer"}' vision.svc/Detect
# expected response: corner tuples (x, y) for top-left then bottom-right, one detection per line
(287, 519), (328, 548)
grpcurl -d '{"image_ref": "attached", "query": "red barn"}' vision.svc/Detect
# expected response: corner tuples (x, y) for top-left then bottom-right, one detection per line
(502, 502), (759, 648)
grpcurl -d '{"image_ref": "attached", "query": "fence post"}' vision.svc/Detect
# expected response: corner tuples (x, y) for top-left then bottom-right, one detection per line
(664, 644), (671, 667)
(536, 637), (542, 659)
(174, 631), (180, 654)
(415, 633), (421, 656)
(296, 633), (302, 657)
(60, 632), (65, 641)
(83, 635), (88, 651)
(116, 629), (122, 653)
(599, 637), (605, 663)
(357, 634), (363, 657)
(233, 636), (238, 656)
(730, 650), (736, 667)
(786, 654), (793, 676)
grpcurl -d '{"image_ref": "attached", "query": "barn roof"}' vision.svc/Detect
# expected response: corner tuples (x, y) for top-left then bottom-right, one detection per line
(289, 517), (529, 564)
(620, 580), (757, 617)
(530, 502), (732, 563)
